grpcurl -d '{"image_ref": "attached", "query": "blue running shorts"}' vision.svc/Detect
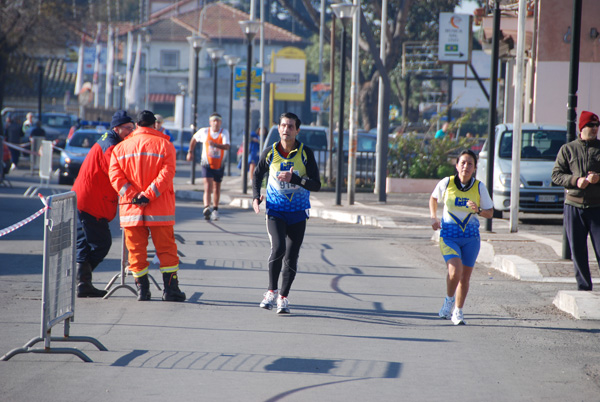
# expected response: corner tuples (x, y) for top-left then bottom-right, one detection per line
(439, 236), (480, 267)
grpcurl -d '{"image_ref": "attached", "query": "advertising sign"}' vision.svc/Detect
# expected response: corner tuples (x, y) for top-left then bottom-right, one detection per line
(272, 47), (306, 102)
(311, 82), (331, 113)
(438, 13), (472, 63)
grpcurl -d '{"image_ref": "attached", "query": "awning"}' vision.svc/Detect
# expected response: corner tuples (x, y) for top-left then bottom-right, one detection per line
(149, 93), (177, 103)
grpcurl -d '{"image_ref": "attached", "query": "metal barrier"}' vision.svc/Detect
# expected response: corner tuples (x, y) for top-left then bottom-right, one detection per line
(103, 229), (162, 299)
(29, 136), (44, 175)
(1, 192), (107, 362)
(24, 140), (62, 197)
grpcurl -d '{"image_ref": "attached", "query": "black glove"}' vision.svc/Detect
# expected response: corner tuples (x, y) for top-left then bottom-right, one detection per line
(132, 195), (150, 205)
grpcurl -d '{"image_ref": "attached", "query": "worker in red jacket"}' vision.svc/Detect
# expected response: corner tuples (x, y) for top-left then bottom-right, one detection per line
(109, 110), (185, 302)
(72, 110), (135, 297)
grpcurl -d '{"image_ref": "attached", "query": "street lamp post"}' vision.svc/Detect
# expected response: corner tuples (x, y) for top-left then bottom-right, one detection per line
(224, 55), (241, 177)
(208, 48), (225, 113)
(187, 35), (207, 185)
(143, 28), (152, 110)
(117, 73), (125, 109)
(37, 61), (44, 124)
(239, 20), (261, 194)
(331, 3), (358, 206)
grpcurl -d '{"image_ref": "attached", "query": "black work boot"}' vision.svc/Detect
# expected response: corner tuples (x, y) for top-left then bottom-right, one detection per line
(162, 272), (186, 302)
(76, 262), (107, 298)
(134, 274), (151, 301)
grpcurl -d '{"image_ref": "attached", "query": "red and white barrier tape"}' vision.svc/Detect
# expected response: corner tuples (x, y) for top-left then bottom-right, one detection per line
(0, 194), (50, 238)
(4, 141), (40, 156)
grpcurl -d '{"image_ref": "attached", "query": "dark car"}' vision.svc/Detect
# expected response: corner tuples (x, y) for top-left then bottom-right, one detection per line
(329, 130), (378, 183)
(263, 125), (330, 173)
(58, 128), (104, 185)
(42, 113), (76, 149)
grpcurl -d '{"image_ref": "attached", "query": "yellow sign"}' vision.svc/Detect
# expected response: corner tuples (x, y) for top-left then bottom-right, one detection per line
(271, 47), (306, 102)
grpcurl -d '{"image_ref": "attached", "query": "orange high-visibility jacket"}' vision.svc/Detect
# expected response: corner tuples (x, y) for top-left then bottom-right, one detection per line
(109, 126), (176, 227)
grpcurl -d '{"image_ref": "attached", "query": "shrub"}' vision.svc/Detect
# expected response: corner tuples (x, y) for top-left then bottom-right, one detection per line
(388, 134), (478, 179)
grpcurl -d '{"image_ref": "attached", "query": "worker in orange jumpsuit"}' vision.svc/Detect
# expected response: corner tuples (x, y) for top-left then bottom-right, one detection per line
(109, 110), (185, 302)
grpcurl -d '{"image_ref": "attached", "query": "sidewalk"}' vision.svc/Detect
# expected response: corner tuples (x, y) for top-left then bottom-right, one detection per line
(175, 173), (600, 320)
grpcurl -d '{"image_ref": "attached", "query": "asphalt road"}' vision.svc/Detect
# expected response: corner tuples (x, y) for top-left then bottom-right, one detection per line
(1, 191), (599, 401)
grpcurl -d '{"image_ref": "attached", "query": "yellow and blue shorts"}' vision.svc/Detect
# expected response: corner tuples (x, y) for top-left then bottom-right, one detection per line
(439, 236), (480, 267)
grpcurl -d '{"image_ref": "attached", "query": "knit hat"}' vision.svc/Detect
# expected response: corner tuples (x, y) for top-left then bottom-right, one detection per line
(578, 111), (599, 131)
(137, 110), (157, 127)
(110, 110), (134, 129)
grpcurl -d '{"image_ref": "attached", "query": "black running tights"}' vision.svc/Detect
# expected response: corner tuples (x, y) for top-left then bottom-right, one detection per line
(266, 216), (306, 297)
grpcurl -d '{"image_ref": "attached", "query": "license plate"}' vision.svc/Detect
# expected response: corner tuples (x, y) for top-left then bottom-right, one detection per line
(536, 195), (557, 203)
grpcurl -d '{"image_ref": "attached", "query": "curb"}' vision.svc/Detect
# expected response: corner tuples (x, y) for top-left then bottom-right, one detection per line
(553, 291), (600, 320)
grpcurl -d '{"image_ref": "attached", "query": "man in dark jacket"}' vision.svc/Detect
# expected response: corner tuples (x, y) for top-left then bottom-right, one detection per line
(72, 110), (135, 297)
(552, 111), (600, 291)
(4, 115), (23, 169)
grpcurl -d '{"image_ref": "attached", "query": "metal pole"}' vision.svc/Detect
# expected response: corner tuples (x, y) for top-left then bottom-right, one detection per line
(259, 0), (266, 151)
(375, 0), (388, 202)
(228, 64), (234, 177)
(336, 24), (347, 206)
(317, 0), (325, 126)
(328, 16), (336, 185)
(563, 0), (582, 259)
(485, 1), (500, 232)
(191, 49), (199, 185)
(38, 64), (43, 124)
(243, 40), (253, 194)
(212, 59), (218, 112)
(509, 0), (528, 233)
(347, 0), (360, 206)
(145, 44), (150, 110)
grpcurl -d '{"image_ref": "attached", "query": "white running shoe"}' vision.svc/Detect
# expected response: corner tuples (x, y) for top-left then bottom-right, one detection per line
(276, 295), (290, 314)
(211, 209), (219, 221)
(260, 291), (277, 310)
(451, 308), (466, 325)
(439, 296), (455, 319)
(203, 206), (212, 220)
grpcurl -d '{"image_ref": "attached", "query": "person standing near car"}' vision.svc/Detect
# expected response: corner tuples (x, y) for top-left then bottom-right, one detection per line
(109, 110), (186, 302)
(4, 114), (23, 169)
(552, 111), (600, 291)
(72, 110), (135, 298)
(186, 112), (230, 221)
(155, 114), (174, 142)
(430, 150), (493, 325)
(252, 112), (321, 314)
(22, 112), (34, 136)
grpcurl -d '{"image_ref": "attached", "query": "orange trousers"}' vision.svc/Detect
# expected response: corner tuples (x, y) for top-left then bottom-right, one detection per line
(124, 225), (179, 277)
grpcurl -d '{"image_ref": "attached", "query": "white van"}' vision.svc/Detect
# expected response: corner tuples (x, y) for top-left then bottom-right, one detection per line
(476, 123), (566, 215)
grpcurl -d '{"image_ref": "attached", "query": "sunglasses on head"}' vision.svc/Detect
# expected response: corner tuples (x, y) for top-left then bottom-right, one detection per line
(586, 122), (599, 128)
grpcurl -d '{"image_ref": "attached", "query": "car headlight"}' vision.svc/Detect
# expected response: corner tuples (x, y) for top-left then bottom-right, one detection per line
(64, 156), (71, 164)
(498, 173), (525, 188)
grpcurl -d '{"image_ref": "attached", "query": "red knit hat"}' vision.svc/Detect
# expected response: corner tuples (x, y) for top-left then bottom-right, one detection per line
(579, 111), (599, 131)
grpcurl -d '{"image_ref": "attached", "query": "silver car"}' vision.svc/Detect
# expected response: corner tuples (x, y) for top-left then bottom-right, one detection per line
(476, 123), (566, 215)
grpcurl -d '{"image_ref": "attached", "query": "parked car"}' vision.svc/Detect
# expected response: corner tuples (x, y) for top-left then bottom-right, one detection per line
(58, 127), (105, 185)
(329, 130), (378, 183)
(163, 124), (193, 159)
(476, 123), (566, 215)
(263, 125), (330, 172)
(42, 112), (77, 149)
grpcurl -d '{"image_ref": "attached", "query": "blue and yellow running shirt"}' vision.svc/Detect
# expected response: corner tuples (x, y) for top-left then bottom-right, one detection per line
(431, 176), (493, 238)
(252, 140), (322, 223)
(266, 142), (311, 212)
